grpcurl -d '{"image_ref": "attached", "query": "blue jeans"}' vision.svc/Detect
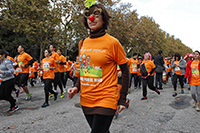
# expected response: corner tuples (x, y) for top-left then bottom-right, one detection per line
(155, 72), (163, 89)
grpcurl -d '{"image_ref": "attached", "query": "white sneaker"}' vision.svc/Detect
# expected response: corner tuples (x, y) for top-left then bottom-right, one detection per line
(193, 101), (196, 108)
(196, 106), (200, 111)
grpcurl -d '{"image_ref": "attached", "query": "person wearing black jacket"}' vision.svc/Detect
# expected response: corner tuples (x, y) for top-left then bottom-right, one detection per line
(154, 50), (164, 90)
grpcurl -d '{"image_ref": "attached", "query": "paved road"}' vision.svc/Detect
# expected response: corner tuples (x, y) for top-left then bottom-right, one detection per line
(0, 78), (200, 133)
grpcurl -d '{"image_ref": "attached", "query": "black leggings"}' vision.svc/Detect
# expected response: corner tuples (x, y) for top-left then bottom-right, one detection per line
(44, 79), (56, 103)
(84, 114), (114, 133)
(142, 76), (157, 97)
(53, 72), (63, 92)
(0, 78), (16, 108)
(129, 73), (138, 88)
(60, 72), (66, 88)
(65, 71), (74, 84)
(172, 74), (184, 91)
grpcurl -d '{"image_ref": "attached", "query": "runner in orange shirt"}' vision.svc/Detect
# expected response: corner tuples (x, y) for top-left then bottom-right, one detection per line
(67, 2), (129, 132)
(140, 52), (160, 100)
(29, 66), (35, 87)
(185, 50), (200, 111)
(49, 44), (64, 98)
(57, 48), (66, 98)
(17, 45), (34, 100)
(65, 56), (74, 86)
(32, 60), (39, 83)
(40, 49), (58, 108)
(128, 52), (139, 92)
(73, 56), (80, 86)
(171, 52), (186, 97)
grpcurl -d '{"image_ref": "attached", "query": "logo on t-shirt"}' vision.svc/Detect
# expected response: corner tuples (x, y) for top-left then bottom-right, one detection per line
(79, 54), (102, 77)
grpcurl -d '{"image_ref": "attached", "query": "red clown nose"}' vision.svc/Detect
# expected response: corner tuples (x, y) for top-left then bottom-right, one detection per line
(88, 15), (95, 21)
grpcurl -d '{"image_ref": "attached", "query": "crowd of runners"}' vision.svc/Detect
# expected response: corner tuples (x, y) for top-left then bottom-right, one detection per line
(0, 0), (200, 132)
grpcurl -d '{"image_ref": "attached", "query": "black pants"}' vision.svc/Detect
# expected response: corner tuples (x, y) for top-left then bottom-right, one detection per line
(0, 78), (16, 108)
(44, 79), (56, 103)
(65, 71), (74, 84)
(18, 73), (29, 87)
(129, 73), (138, 88)
(53, 72), (63, 92)
(137, 75), (141, 87)
(172, 74), (184, 91)
(84, 114), (114, 133)
(142, 76), (157, 97)
(155, 72), (163, 89)
(60, 72), (66, 88)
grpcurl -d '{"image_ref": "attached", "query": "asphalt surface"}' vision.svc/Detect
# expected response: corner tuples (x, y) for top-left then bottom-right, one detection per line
(0, 78), (200, 133)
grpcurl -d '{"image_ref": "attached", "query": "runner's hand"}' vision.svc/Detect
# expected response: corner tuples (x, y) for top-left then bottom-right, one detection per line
(67, 87), (78, 99)
(116, 105), (126, 113)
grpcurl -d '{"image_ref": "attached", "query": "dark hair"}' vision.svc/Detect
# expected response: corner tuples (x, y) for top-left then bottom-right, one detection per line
(66, 56), (70, 61)
(194, 50), (200, 55)
(45, 49), (52, 56)
(19, 45), (26, 50)
(82, 3), (111, 29)
(158, 50), (162, 54)
(133, 52), (138, 57)
(0, 49), (8, 57)
(49, 44), (56, 49)
(175, 52), (180, 60)
(57, 48), (62, 53)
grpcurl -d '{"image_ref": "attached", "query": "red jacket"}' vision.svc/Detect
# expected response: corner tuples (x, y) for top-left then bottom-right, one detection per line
(184, 59), (200, 83)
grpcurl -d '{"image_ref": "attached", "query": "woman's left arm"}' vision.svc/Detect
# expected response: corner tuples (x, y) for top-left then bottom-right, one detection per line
(118, 63), (129, 112)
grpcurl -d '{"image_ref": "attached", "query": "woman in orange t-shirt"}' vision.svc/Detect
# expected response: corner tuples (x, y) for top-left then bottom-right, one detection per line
(171, 52), (186, 97)
(140, 52), (160, 100)
(185, 50), (200, 111)
(40, 49), (58, 108)
(67, 2), (129, 132)
(65, 56), (74, 86)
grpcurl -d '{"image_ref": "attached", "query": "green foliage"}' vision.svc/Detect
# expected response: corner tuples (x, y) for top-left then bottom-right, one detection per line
(0, 0), (193, 62)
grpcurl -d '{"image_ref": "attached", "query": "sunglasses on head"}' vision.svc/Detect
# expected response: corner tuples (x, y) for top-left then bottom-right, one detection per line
(84, 8), (102, 18)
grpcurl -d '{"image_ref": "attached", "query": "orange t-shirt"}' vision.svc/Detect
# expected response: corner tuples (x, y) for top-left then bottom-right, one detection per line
(174, 60), (181, 75)
(74, 63), (80, 77)
(128, 58), (139, 74)
(58, 55), (66, 73)
(141, 60), (156, 76)
(17, 52), (33, 73)
(41, 58), (56, 79)
(79, 33), (127, 110)
(29, 67), (35, 78)
(65, 60), (73, 71)
(7, 56), (15, 63)
(190, 61), (200, 85)
(50, 51), (59, 73)
(33, 61), (39, 72)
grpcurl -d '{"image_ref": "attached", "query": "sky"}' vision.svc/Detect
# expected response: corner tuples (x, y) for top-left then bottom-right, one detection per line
(120, 0), (200, 52)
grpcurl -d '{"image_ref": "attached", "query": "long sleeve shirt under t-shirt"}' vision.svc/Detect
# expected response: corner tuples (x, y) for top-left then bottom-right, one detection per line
(0, 58), (15, 82)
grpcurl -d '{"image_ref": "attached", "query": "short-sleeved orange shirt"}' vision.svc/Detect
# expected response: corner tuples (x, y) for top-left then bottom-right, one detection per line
(128, 58), (139, 74)
(174, 60), (181, 75)
(17, 52), (33, 73)
(58, 55), (66, 73)
(41, 58), (56, 79)
(79, 33), (127, 110)
(141, 60), (156, 76)
(50, 51), (59, 73)
(190, 61), (200, 85)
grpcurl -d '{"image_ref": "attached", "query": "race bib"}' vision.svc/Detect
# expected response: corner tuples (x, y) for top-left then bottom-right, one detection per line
(175, 67), (180, 71)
